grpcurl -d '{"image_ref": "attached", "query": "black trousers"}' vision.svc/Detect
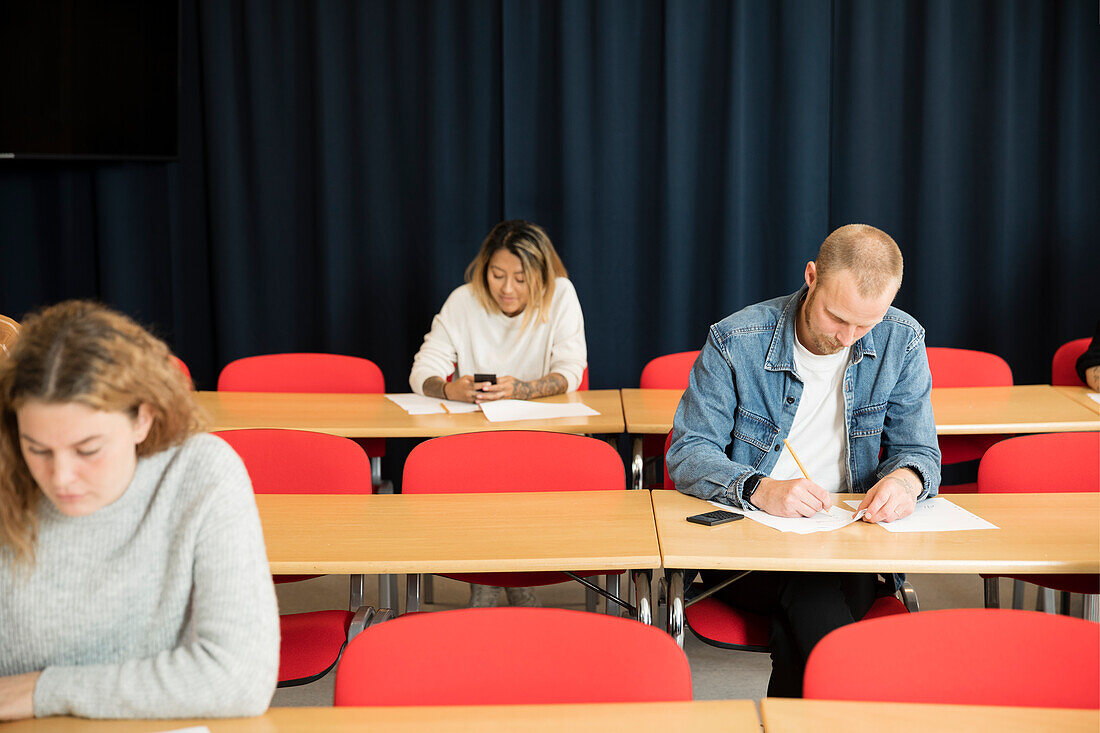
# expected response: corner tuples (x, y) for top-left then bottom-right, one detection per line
(698, 570), (882, 698)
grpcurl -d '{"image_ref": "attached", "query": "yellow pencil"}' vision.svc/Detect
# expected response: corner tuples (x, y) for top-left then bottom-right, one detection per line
(783, 439), (813, 482)
(783, 439), (831, 510)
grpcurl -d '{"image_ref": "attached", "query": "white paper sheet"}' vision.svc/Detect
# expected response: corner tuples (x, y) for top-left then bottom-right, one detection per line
(707, 500), (865, 534)
(842, 498), (998, 532)
(385, 393), (480, 414)
(1088, 392), (1100, 405)
(479, 399), (600, 422)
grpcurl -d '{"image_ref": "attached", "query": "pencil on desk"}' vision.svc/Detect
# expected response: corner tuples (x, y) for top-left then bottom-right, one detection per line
(782, 439), (813, 482)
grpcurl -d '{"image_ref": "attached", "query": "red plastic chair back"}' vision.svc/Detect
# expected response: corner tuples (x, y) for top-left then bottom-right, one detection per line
(1052, 338), (1090, 386)
(172, 356), (192, 383)
(404, 431), (623, 586)
(213, 428), (370, 686)
(978, 432), (1099, 495)
(578, 366), (589, 391)
(335, 607), (692, 705)
(805, 609), (1100, 708)
(640, 351), (700, 389)
(404, 431), (623, 494)
(662, 430), (675, 489)
(214, 428), (373, 494)
(218, 352), (386, 459)
(926, 348), (1013, 488)
(926, 347), (1012, 388)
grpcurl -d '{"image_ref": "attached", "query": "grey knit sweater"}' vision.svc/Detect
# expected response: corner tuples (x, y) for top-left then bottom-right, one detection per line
(0, 433), (280, 718)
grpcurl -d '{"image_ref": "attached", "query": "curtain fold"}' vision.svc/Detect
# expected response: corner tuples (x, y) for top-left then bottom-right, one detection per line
(0, 0), (1095, 389)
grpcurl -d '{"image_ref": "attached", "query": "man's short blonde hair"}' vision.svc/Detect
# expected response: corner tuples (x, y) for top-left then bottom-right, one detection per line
(816, 224), (903, 297)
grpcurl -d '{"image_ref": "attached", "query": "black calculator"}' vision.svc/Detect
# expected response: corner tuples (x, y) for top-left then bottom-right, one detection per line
(686, 510), (744, 526)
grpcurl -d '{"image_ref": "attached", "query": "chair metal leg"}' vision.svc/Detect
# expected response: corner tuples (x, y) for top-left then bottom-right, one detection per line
(983, 577), (1000, 608)
(379, 574), (400, 614)
(423, 574), (434, 605)
(370, 456), (383, 487)
(631, 437), (644, 489)
(899, 580), (920, 612)
(350, 574), (365, 611)
(605, 574), (621, 617)
(666, 569), (685, 649)
(1038, 587), (1057, 614)
(585, 585), (599, 613)
(1011, 579), (1025, 609)
(405, 572), (421, 614)
(632, 570), (653, 626)
(1060, 591), (1072, 615)
(1084, 594), (1098, 622)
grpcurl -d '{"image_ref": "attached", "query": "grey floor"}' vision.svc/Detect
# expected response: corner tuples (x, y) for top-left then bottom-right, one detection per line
(271, 571), (1059, 707)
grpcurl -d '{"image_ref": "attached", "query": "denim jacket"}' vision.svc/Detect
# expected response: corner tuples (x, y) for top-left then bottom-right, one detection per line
(667, 287), (941, 587)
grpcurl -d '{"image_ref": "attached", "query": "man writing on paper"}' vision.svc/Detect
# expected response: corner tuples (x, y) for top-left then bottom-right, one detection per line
(666, 224), (941, 697)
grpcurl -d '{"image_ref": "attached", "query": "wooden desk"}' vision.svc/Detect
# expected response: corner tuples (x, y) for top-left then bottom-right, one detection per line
(260, 490), (660, 575)
(0, 700), (762, 732)
(622, 385), (1100, 487)
(1054, 385), (1100, 413)
(653, 490), (1099, 645)
(197, 389), (626, 437)
(760, 697), (1098, 733)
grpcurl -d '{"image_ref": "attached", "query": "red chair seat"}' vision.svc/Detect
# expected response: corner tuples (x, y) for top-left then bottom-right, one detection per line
(278, 609), (353, 685)
(685, 591), (908, 652)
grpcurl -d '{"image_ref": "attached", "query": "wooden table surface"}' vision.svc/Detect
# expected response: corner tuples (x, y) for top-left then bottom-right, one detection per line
(197, 389), (625, 437)
(620, 384), (1100, 436)
(653, 490), (1100, 575)
(259, 490), (660, 575)
(0, 700), (762, 733)
(760, 697), (1098, 733)
(1054, 385), (1100, 413)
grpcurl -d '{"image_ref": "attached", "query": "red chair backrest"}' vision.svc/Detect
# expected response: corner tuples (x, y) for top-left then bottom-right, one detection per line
(172, 356), (192, 383)
(1052, 338), (1090, 386)
(217, 352), (385, 393)
(804, 609), (1099, 708)
(214, 428), (373, 494)
(578, 366), (589, 391)
(403, 431), (623, 494)
(335, 607), (692, 705)
(977, 432), (1099, 494)
(925, 347), (1012, 388)
(640, 351), (700, 389)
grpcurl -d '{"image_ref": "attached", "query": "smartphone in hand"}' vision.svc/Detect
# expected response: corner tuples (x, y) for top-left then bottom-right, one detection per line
(473, 373), (497, 386)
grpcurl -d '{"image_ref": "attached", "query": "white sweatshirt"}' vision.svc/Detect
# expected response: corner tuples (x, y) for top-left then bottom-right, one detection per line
(409, 277), (587, 393)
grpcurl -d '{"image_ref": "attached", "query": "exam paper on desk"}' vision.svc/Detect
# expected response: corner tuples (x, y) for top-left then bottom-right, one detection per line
(842, 497), (998, 532)
(385, 393), (481, 414)
(1089, 393), (1100, 405)
(479, 399), (600, 422)
(707, 501), (866, 534)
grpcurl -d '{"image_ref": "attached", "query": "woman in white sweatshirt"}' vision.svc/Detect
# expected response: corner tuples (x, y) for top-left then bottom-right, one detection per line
(409, 220), (588, 606)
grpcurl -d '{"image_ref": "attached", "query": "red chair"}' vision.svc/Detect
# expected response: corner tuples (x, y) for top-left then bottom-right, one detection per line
(804, 609), (1100, 708)
(635, 351), (699, 489)
(927, 347), (1013, 493)
(218, 352), (388, 488)
(172, 356), (192, 384)
(402, 431), (631, 615)
(661, 430), (913, 652)
(978, 432), (1099, 613)
(215, 428), (387, 686)
(1053, 338), (1091, 386)
(334, 607), (691, 705)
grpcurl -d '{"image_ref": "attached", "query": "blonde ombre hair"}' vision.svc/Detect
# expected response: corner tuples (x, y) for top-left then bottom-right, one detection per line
(0, 301), (205, 565)
(465, 220), (568, 328)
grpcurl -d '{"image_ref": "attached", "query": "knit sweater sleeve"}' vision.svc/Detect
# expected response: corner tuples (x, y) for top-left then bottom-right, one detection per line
(546, 278), (587, 392)
(409, 287), (466, 393)
(33, 439), (280, 719)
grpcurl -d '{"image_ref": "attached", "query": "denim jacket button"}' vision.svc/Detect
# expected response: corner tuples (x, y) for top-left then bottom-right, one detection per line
(773, 444), (781, 451)
(786, 396), (795, 405)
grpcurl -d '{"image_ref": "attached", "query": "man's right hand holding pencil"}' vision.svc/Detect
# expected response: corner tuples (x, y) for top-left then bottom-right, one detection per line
(751, 477), (833, 517)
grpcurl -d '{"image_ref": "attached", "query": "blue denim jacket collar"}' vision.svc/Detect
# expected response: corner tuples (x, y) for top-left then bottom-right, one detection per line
(765, 286), (877, 376)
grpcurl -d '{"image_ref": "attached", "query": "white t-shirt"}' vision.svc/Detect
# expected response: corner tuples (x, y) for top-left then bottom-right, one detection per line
(409, 277), (587, 393)
(769, 335), (851, 493)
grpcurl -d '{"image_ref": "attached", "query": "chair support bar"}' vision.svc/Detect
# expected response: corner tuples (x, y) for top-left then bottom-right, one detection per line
(563, 572), (636, 616)
(685, 570), (753, 608)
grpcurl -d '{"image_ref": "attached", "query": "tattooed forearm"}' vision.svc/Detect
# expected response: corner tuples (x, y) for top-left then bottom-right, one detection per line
(511, 373), (568, 400)
(422, 377), (448, 400)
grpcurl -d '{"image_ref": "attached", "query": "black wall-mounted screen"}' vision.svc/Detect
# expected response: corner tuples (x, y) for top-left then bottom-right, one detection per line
(0, 2), (179, 160)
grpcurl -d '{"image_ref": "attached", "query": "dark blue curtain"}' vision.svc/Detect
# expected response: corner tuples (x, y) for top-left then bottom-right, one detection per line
(1, 0), (1096, 392)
